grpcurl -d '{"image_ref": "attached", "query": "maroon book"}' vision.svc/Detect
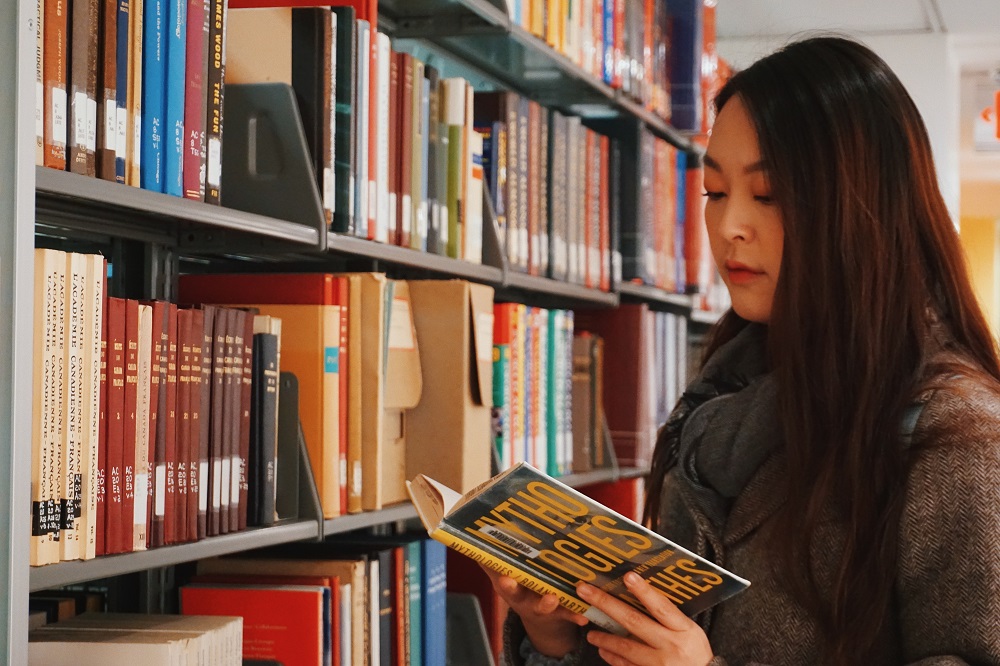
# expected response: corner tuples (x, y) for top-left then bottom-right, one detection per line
(176, 308), (193, 542)
(164, 304), (179, 544)
(198, 305), (216, 539)
(97, 0), (118, 181)
(96, 290), (109, 556)
(187, 308), (206, 541)
(183, 0), (209, 200)
(237, 309), (254, 531)
(119, 299), (139, 554)
(224, 309), (244, 533)
(208, 307), (227, 536)
(151, 302), (170, 549)
(104, 297), (126, 554)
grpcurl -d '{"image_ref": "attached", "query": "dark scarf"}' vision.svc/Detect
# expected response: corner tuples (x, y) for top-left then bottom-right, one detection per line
(659, 323), (781, 536)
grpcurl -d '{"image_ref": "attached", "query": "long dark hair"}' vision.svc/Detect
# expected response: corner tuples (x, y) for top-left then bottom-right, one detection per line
(644, 36), (1000, 662)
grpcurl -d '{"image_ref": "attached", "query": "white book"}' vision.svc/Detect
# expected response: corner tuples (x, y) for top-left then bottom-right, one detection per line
(355, 20), (370, 238)
(133, 304), (152, 551)
(79, 254), (104, 560)
(60, 252), (87, 561)
(465, 130), (484, 264)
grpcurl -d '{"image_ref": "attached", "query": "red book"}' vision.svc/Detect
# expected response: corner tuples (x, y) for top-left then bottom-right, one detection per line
(181, 584), (328, 664)
(578, 476), (645, 522)
(222, 308), (241, 534)
(388, 51), (401, 247)
(613, 0), (625, 89)
(187, 308), (206, 541)
(104, 298), (126, 554)
(238, 310), (254, 531)
(151, 302), (170, 548)
(120, 299), (139, 554)
(164, 304), (179, 544)
(144, 301), (165, 547)
(96, 293), (109, 556)
(207, 307), (227, 536)
(197, 306), (216, 539)
(183, 0), (209, 200)
(599, 135), (611, 292)
(176, 308), (193, 542)
(583, 130), (595, 288)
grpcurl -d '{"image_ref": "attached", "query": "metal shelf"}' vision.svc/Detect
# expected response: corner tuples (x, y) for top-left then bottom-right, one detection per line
(501, 271), (619, 308)
(323, 503), (421, 538)
(35, 168), (322, 249)
(618, 282), (693, 312)
(326, 232), (504, 285)
(28, 520), (321, 592)
(560, 466), (648, 488)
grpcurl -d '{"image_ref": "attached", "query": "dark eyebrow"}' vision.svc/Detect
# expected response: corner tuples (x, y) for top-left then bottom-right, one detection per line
(703, 153), (767, 175)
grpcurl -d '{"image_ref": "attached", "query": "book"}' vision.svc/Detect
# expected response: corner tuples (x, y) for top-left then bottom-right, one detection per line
(183, 0), (209, 200)
(407, 462), (750, 634)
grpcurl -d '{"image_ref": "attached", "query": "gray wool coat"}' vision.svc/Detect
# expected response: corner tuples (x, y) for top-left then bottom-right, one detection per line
(504, 367), (1000, 665)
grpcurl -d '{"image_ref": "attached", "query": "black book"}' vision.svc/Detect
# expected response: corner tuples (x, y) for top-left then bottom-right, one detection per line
(204, 0), (227, 205)
(332, 6), (357, 234)
(249, 331), (278, 526)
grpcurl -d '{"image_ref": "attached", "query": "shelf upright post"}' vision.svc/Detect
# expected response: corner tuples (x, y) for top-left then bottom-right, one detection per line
(0, 0), (38, 661)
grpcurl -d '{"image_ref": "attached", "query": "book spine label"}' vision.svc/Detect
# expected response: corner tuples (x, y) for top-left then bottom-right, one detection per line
(163, 0), (187, 196)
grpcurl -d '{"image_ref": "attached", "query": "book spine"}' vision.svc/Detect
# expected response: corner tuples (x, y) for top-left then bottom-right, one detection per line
(140, 0), (165, 191)
(96, 284), (108, 556)
(114, 0), (129, 183)
(599, 136), (611, 291)
(335, 279), (349, 514)
(208, 307), (225, 535)
(237, 310), (254, 531)
(163, 0), (187, 196)
(375, 32), (391, 244)
(59, 253), (86, 561)
(35, 0), (44, 166)
(409, 59), (427, 251)
(98, 0), (118, 180)
(219, 308), (237, 534)
(164, 304), (179, 543)
(133, 304), (152, 551)
(104, 297), (125, 554)
(204, 0), (226, 204)
(186, 309), (204, 541)
(44, 0), (69, 170)
(198, 306), (215, 539)
(422, 540), (447, 666)
(416, 74), (431, 252)
(259, 332), (278, 525)
(538, 107), (549, 276)
(120, 300), (139, 554)
(492, 303), (512, 470)
(182, 0), (208, 200)
(332, 7), (356, 233)
(397, 53), (412, 249)
(69, 0), (98, 176)
(353, 20), (370, 239)
(322, 304), (340, 518)
(80, 255), (104, 560)
(176, 309), (193, 542)
(526, 102), (539, 275)
(144, 302), (161, 547)
(126, 0), (143, 186)
(31, 250), (64, 566)
(150, 301), (168, 548)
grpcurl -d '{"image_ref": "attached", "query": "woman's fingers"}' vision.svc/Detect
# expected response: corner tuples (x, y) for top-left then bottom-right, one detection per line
(578, 578), (672, 647)
(621, 572), (693, 632)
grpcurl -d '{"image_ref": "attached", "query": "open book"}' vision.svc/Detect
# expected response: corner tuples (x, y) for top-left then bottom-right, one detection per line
(407, 463), (750, 635)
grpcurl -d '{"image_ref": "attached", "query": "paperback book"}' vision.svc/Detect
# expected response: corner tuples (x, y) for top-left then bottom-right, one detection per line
(407, 462), (749, 635)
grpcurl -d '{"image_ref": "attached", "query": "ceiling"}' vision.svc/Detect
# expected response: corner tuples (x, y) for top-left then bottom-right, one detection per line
(716, 0), (1000, 39)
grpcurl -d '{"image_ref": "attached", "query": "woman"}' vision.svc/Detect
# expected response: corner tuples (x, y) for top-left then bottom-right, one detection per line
(494, 36), (1000, 665)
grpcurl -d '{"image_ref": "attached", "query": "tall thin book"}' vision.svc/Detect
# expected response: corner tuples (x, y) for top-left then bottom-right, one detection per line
(407, 462), (750, 635)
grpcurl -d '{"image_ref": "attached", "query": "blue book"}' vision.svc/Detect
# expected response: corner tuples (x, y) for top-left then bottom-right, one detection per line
(407, 540), (423, 666)
(603, 0), (615, 84)
(666, 0), (703, 130)
(421, 539), (447, 666)
(163, 0), (187, 196)
(115, 0), (129, 183)
(141, 0), (166, 191)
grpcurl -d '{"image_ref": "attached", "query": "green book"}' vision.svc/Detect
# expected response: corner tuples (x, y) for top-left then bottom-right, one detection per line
(407, 539), (423, 666)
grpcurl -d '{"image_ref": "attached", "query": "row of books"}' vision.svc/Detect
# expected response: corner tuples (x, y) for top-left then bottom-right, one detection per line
(492, 305), (578, 475)
(29, 613), (243, 664)
(177, 273), (497, 520)
(192, 538), (448, 666)
(475, 92), (614, 285)
(507, 0), (679, 122)
(31, 249), (284, 566)
(35, 0), (227, 202)
(227, 7), (486, 264)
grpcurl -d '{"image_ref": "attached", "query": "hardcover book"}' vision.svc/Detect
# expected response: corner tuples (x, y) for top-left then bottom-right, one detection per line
(408, 462), (749, 634)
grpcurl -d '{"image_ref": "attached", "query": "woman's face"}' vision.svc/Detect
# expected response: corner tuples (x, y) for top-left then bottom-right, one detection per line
(703, 96), (784, 324)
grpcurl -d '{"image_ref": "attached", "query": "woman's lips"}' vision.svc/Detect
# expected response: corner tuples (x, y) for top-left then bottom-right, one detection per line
(725, 262), (764, 285)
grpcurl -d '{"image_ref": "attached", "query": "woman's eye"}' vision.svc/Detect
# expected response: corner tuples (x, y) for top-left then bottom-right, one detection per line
(703, 191), (725, 202)
(754, 194), (774, 204)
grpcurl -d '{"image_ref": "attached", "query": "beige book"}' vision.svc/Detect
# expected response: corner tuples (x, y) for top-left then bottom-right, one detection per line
(126, 0), (143, 186)
(29, 627), (194, 665)
(31, 249), (66, 566)
(35, 0), (44, 165)
(59, 252), (87, 561)
(133, 303), (152, 550)
(410, 58), (426, 250)
(79, 254), (104, 560)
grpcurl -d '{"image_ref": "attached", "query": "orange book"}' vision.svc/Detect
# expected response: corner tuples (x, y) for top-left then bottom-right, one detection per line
(181, 584), (328, 665)
(599, 135), (611, 291)
(43, 0), (69, 169)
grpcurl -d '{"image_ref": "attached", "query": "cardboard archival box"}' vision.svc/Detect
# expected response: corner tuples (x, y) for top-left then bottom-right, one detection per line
(406, 280), (494, 494)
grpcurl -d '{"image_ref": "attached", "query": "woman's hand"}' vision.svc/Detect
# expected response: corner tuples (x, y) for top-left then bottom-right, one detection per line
(481, 566), (589, 658)
(578, 572), (714, 666)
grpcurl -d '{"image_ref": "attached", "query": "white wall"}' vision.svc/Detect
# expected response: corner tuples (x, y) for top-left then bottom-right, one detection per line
(717, 34), (961, 220)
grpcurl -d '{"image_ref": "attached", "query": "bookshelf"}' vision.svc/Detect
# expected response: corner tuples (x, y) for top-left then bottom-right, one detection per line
(0, 0), (723, 660)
